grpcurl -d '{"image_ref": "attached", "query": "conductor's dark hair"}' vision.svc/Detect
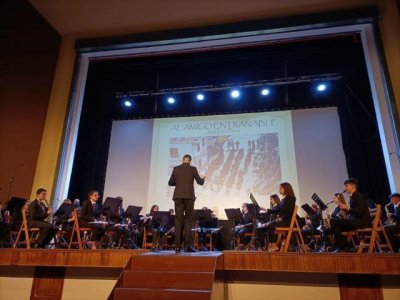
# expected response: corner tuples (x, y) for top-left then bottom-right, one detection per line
(344, 178), (358, 187)
(183, 154), (192, 162)
(36, 188), (46, 195)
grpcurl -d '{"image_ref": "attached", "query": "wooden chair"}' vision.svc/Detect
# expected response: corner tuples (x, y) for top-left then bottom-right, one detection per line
(275, 206), (307, 252)
(194, 231), (213, 251)
(69, 209), (95, 249)
(142, 227), (154, 249)
(13, 207), (40, 249)
(356, 205), (393, 253)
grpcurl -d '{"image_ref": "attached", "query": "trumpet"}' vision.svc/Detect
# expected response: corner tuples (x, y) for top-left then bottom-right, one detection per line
(385, 203), (394, 225)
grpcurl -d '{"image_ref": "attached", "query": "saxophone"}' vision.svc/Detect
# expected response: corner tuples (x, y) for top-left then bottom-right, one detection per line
(385, 203), (394, 225)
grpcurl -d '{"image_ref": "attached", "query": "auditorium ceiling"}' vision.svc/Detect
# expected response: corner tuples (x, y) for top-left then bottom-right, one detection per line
(29, 0), (376, 37)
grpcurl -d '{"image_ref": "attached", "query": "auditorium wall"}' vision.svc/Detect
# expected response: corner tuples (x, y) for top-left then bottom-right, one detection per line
(1, 268), (400, 300)
(0, 0), (60, 204)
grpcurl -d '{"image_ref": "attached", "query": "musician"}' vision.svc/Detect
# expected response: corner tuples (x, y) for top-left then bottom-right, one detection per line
(196, 206), (219, 251)
(258, 182), (296, 252)
(300, 203), (322, 247)
(330, 179), (371, 252)
(28, 188), (57, 248)
(384, 193), (400, 252)
(330, 193), (348, 220)
(73, 198), (81, 214)
(235, 203), (253, 248)
(109, 196), (131, 248)
(168, 154), (205, 253)
(260, 194), (281, 221)
(143, 205), (160, 249)
(54, 199), (75, 229)
(79, 190), (105, 242)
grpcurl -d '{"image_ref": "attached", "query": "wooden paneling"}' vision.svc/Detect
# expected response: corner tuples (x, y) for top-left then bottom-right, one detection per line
(1, 249), (399, 275)
(222, 251), (400, 274)
(338, 274), (383, 300)
(30, 267), (65, 300)
(0, 249), (146, 268)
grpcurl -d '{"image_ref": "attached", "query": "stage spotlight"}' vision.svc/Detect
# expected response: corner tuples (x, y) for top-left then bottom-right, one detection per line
(167, 97), (175, 104)
(124, 100), (132, 107)
(196, 93), (205, 101)
(261, 88), (270, 96)
(231, 89), (240, 99)
(317, 84), (327, 92)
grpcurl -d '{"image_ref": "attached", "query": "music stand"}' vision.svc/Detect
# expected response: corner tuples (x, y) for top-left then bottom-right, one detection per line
(311, 193), (328, 252)
(224, 208), (242, 249)
(7, 197), (27, 228)
(249, 193), (261, 212)
(151, 211), (171, 251)
(161, 214), (175, 250)
(311, 193), (328, 211)
(123, 205), (142, 249)
(194, 209), (213, 227)
(102, 197), (123, 220)
(245, 202), (260, 251)
(124, 205), (142, 219)
(194, 209), (213, 250)
(301, 204), (316, 216)
(7, 197), (27, 214)
(55, 203), (74, 218)
(54, 203), (74, 225)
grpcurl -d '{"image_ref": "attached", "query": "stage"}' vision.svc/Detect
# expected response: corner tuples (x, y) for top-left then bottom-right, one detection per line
(0, 249), (399, 300)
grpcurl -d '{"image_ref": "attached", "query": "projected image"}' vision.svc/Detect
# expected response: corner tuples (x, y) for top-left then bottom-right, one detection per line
(166, 134), (281, 200)
(104, 108), (348, 219)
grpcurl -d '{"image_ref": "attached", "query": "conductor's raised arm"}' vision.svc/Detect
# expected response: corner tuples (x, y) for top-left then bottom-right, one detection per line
(193, 167), (205, 185)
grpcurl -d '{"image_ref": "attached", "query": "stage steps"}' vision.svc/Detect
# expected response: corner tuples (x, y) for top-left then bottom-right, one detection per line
(109, 251), (222, 300)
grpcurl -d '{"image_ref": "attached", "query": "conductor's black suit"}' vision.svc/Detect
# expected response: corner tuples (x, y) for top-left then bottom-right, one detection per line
(168, 162), (205, 248)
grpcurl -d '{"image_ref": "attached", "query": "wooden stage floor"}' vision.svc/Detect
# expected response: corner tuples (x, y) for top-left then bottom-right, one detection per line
(1, 249), (399, 275)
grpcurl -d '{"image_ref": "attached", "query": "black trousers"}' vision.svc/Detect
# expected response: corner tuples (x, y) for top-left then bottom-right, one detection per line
(260, 220), (290, 243)
(29, 220), (57, 248)
(384, 224), (400, 252)
(174, 198), (194, 248)
(330, 218), (367, 249)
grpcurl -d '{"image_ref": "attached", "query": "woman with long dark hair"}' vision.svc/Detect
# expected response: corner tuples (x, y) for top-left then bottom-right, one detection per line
(259, 182), (296, 252)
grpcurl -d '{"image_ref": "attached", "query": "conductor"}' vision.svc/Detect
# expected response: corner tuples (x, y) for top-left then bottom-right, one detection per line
(168, 154), (205, 253)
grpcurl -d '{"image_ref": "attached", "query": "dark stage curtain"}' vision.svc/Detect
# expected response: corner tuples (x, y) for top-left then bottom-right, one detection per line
(67, 72), (114, 205)
(337, 80), (390, 204)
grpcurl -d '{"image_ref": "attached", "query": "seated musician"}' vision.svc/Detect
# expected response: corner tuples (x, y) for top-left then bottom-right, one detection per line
(109, 197), (131, 248)
(257, 194), (281, 249)
(301, 203), (322, 246)
(28, 188), (57, 248)
(54, 199), (75, 241)
(143, 205), (160, 249)
(234, 203), (253, 249)
(384, 193), (400, 253)
(330, 193), (348, 220)
(258, 182), (296, 252)
(330, 179), (371, 252)
(79, 190), (106, 242)
(196, 206), (219, 251)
